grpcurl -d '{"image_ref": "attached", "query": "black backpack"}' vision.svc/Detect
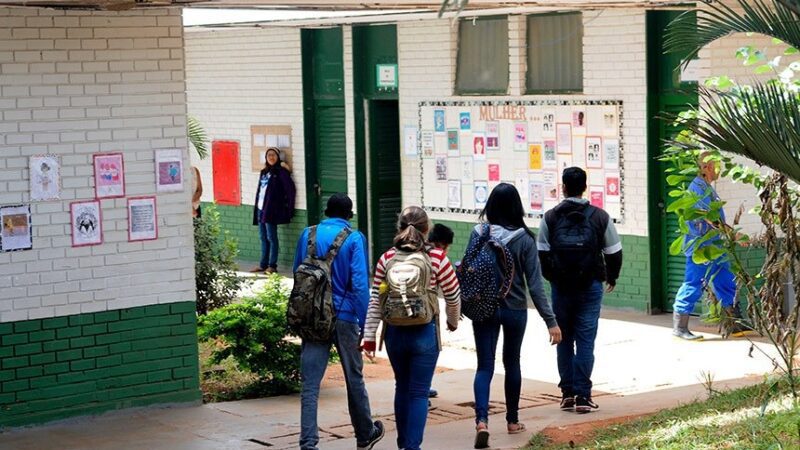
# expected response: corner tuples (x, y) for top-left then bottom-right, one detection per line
(548, 206), (601, 287)
(286, 226), (352, 342)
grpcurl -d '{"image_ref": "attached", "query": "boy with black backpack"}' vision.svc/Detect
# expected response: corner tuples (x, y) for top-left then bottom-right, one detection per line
(538, 167), (623, 414)
(287, 194), (384, 450)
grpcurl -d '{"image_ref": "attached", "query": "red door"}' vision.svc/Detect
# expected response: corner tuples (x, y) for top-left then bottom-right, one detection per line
(212, 140), (241, 206)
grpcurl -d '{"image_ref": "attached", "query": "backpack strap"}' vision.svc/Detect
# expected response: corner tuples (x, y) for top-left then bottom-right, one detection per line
(307, 226), (318, 258)
(324, 227), (353, 263)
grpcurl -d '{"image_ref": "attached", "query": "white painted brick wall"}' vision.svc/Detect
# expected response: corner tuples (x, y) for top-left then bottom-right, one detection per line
(0, 7), (195, 323)
(184, 27), (306, 209)
(398, 10), (649, 236)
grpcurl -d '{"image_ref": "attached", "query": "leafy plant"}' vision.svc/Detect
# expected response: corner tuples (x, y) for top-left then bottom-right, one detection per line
(188, 116), (209, 160)
(197, 275), (302, 397)
(194, 203), (244, 315)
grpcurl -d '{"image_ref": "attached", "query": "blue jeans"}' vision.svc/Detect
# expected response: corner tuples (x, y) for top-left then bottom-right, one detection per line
(300, 321), (376, 450)
(472, 306), (527, 425)
(674, 257), (736, 314)
(385, 322), (439, 450)
(552, 281), (603, 399)
(258, 221), (279, 269)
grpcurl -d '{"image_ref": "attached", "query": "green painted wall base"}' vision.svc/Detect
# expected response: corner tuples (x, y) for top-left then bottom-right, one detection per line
(0, 302), (201, 429)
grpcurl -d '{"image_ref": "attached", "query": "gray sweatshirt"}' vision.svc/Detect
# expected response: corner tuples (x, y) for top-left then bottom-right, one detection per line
(470, 224), (557, 329)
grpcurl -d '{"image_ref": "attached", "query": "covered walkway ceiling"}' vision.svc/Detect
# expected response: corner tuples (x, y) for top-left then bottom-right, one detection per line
(0, 0), (694, 12)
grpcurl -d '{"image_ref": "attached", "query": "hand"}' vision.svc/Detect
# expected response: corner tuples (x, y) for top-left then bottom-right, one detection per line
(362, 341), (376, 362)
(548, 326), (562, 345)
(606, 283), (616, 293)
(447, 321), (458, 332)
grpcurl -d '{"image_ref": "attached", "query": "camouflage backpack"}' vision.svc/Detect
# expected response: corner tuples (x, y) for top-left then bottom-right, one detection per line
(287, 226), (352, 342)
(380, 249), (439, 326)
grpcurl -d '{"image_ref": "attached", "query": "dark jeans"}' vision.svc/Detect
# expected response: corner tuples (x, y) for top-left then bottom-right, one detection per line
(552, 280), (603, 399)
(300, 321), (376, 450)
(258, 221), (278, 269)
(385, 322), (439, 450)
(472, 306), (528, 425)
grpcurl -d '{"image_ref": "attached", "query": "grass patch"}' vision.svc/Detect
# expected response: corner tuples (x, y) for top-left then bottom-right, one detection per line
(527, 380), (800, 450)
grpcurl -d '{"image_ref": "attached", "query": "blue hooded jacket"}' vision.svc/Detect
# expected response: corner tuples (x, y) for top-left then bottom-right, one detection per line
(684, 176), (727, 257)
(293, 218), (371, 333)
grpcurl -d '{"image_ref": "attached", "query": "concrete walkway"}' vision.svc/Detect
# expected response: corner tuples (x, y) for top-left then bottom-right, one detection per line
(0, 306), (776, 450)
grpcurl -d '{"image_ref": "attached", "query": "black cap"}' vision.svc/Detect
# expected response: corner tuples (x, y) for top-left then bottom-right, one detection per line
(324, 193), (354, 220)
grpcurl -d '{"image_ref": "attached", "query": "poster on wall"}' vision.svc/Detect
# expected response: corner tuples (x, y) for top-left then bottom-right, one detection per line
(155, 149), (184, 193)
(71, 200), (102, 247)
(572, 108), (587, 135)
(513, 122), (527, 152)
(447, 129), (459, 156)
(128, 196), (158, 242)
(586, 137), (603, 169)
(435, 156), (448, 181)
(542, 110), (556, 137)
(590, 187), (605, 209)
(606, 173), (621, 199)
(460, 112), (471, 131)
(0, 205), (32, 252)
(473, 132), (487, 161)
(29, 155), (61, 201)
(529, 181), (544, 213)
(488, 160), (500, 182)
(556, 123), (572, 154)
(515, 171), (529, 203)
(604, 139), (620, 169)
(543, 140), (557, 168)
(544, 171), (559, 201)
(404, 126), (418, 157)
(93, 153), (125, 199)
(421, 131), (435, 158)
(462, 158), (474, 183)
(603, 106), (618, 136)
(434, 109), (446, 133)
(447, 181), (461, 208)
(486, 122), (500, 151)
(528, 144), (543, 171)
(474, 181), (489, 209)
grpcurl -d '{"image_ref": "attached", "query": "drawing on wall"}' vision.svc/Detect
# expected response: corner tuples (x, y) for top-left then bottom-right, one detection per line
(419, 101), (624, 221)
(447, 129), (459, 156)
(474, 181), (489, 209)
(603, 107), (618, 136)
(590, 187), (605, 209)
(128, 196), (158, 242)
(435, 156), (448, 181)
(71, 200), (102, 247)
(434, 109), (446, 133)
(155, 149), (184, 193)
(0, 205), (32, 252)
(29, 155), (61, 201)
(460, 112), (471, 131)
(93, 153), (125, 199)
(586, 137), (603, 169)
(404, 126), (418, 157)
(447, 180), (461, 208)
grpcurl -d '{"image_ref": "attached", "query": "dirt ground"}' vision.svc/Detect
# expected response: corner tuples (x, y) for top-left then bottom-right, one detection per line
(321, 356), (450, 388)
(540, 413), (652, 446)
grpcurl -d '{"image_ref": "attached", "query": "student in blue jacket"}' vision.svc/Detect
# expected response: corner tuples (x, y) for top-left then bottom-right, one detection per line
(292, 193), (384, 450)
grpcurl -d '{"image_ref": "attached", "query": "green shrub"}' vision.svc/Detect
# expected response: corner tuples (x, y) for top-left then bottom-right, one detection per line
(194, 203), (244, 315)
(197, 275), (301, 397)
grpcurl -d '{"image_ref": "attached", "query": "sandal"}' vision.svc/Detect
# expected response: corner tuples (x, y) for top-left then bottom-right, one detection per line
(507, 422), (526, 434)
(474, 422), (489, 449)
(249, 266), (265, 273)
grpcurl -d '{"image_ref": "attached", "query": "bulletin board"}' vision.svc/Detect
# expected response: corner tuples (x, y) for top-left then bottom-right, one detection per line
(418, 100), (624, 222)
(250, 125), (293, 171)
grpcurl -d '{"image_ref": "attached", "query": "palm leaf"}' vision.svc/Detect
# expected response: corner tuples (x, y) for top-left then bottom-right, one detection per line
(677, 83), (800, 183)
(665, 0), (800, 65)
(188, 116), (209, 160)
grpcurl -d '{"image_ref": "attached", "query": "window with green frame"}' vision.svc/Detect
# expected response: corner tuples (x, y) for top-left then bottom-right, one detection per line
(455, 16), (509, 95)
(526, 12), (583, 93)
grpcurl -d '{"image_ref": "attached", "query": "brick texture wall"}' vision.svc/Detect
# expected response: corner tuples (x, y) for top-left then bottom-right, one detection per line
(0, 7), (195, 322)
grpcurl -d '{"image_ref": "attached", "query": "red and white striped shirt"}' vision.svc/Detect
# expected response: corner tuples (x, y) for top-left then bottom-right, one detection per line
(363, 247), (461, 343)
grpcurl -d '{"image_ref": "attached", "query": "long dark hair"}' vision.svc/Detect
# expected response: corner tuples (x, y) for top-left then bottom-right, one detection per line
(479, 183), (536, 239)
(394, 206), (430, 252)
(264, 147), (282, 174)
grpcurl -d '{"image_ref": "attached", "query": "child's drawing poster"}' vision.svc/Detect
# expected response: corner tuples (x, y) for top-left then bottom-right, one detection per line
(447, 180), (461, 208)
(0, 205), (32, 252)
(543, 140), (557, 169)
(29, 155), (61, 201)
(447, 129), (459, 157)
(474, 181), (489, 209)
(606, 173), (621, 200)
(434, 109), (446, 133)
(460, 112), (471, 131)
(93, 153), (125, 199)
(590, 187), (605, 209)
(513, 122), (527, 152)
(473, 132), (486, 161)
(529, 181), (544, 213)
(486, 122), (500, 151)
(528, 144), (543, 171)
(155, 149), (184, 193)
(488, 160), (500, 182)
(71, 200), (102, 247)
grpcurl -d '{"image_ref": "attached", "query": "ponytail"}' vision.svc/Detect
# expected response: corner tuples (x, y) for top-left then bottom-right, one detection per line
(393, 206), (430, 252)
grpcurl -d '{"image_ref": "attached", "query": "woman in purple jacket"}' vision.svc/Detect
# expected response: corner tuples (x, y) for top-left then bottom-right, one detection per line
(251, 147), (296, 274)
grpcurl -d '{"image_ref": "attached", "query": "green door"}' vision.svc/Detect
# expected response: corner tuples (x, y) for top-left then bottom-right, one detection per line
(302, 28), (347, 224)
(647, 11), (699, 312)
(367, 100), (402, 263)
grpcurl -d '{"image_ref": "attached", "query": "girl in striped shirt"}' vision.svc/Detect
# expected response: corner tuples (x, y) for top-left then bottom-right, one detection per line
(363, 206), (460, 450)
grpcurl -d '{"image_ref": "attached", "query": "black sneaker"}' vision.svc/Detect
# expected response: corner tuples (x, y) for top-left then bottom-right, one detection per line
(429, 388), (439, 398)
(357, 420), (385, 450)
(560, 395), (575, 411)
(575, 396), (598, 414)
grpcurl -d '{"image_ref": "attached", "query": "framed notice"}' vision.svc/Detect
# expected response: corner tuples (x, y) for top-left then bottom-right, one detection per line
(155, 149), (184, 193)
(29, 155), (61, 201)
(251, 125), (292, 172)
(93, 153), (125, 199)
(70, 200), (102, 247)
(128, 196), (158, 242)
(0, 205), (32, 252)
